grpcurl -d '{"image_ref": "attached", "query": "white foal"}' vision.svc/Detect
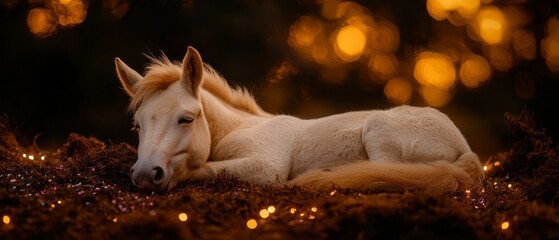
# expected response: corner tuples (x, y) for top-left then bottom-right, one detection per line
(115, 46), (484, 194)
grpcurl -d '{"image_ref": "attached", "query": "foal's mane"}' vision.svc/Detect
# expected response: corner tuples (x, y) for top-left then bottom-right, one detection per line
(129, 55), (267, 117)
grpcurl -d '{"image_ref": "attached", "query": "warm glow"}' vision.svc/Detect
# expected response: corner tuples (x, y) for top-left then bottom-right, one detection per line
(29, 155), (34, 160)
(3, 215), (9, 224)
(542, 16), (559, 73)
(57, 200), (62, 204)
(512, 29), (536, 60)
(414, 51), (456, 90)
(483, 165), (488, 171)
(320, 0), (341, 19)
(246, 219), (257, 229)
(41, 156), (46, 161)
(178, 213), (188, 221)
(477, 7), (506, 45)
(426, 0), (450, 21)
(52, 0), (88, 27)
(288, 16), (324, 48)
(460, 54), (491, 88)
(501, 221), (510, 230)
(267, 206), (276, 213)
(368, 53), (398, 81)
(384, 77), (413, 105)
(457, 0), (480, 18)
(335, 25), (367, 62)
(420, 86), (453, 107)
(484, 45), (513, 72)
(311, 207), (318, 212)
(290, 208), (296, 214)
(259, 209), (270, 219)
(112, 218), (117, 223)
(370, 21), (400, 53)
(27, 8), (57, 38)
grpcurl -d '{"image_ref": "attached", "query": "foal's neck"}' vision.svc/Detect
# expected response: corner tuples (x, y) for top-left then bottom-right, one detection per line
(200, 90), (255, 150)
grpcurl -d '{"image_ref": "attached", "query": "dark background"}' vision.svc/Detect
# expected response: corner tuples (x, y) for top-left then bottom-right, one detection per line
(1, 0), (558, 161)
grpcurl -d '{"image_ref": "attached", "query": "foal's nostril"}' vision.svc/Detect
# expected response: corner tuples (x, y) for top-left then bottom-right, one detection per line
(152, 166), (165, 184)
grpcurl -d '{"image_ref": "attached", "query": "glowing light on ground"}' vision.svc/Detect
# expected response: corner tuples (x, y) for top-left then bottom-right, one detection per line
(501, 221), (509, 230)
(476, 7), (506, 45)
(459, 54), (491, 89)
(178, 213), (188, 221)
(414, 51), (456, 90)
(3, 215), (10, 224)
(267, 206), (276, 213)
(335, 25), (367, 62)
(246, 219), (257, 229)
(384, 77), (413, 105)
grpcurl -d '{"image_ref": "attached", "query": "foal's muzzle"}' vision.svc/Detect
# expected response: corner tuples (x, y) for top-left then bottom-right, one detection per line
(130, 165), (167, 192)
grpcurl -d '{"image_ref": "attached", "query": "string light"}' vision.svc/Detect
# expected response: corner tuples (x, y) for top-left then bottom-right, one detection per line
(311, 207), (318, 212)
(267, 206), (276, 213)
(3, 215), (10, 224)
(483, 166), (488, 171)
(501, 221), (509, 230)
(29, 155), (35, 160)
(41, 156), (45, 161)
(112, 217), (118, 223)
(330, 190), (337, 196)
(22, 153), (27, 158)
(246, 219), (257, 229)
(289, 208), (296, 214)
(259, 209), (270, 219)
(57, 200), (62, 205)
(178, 213), (188, 221)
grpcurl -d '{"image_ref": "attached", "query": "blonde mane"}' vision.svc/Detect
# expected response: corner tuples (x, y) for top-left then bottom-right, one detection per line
(129, 55), (267, 116)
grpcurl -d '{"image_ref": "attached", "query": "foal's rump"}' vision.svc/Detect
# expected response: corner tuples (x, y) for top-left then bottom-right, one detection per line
(288, 151), (483, 194)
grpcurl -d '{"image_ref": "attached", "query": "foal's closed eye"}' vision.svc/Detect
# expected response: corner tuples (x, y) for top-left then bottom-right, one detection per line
(178, 117), (194, 125)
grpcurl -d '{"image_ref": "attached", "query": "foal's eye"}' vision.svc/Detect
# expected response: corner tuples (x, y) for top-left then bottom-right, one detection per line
(178, 117), (194, 125)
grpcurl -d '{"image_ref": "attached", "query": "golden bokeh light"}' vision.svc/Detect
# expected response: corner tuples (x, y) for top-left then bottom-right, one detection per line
(288, 16), (324, 48)
(267, 206), (276, 213)
(334, 25), (367, 62)
(512, 29), (536, 60)
(501, 221), (510, 230)
(368, 53), (398, 82)
(246, 219), (257, 229)
(259, 209), (270, 219)
(476, 7), (506, 45)
(483, 45), (513, 72)
(541, 16), (559, 73)
(420, 86), (453, 107)
(178, 213), (188, 221)
(3, 215), (9, 224)
(457, 0), (480, 19)
(52, 0), (88, 27)
(384, 77), (413, 105)
(459, 54), (491, 88)
(320, 0), (342, 20)
(103, 0), (130, 19)
(27, 8), (57, 38)
(426, 0), (480, 21)
(369, 21), (400, 53)
(426, 0), (450, 21)
(414, 51), (456, 90)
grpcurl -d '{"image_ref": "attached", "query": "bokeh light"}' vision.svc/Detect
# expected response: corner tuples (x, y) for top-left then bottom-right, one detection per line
(368, 53), (398, 82)
(3, 215), (10, 224)
(420, 86), (453, 107)
(178, 213), (188, 221)
(476, 7), (506, 45)
(483, 45), (513, 72)
(259, 209), (270, 219)
(414, 51), (456, 90)
(459, 54), (491, 88)
(27, 8), (57, 38)
(334, 25), (367, 62)
(246, 219), (257, 229)
(288, 16), (324, 49)
(384, 77), (413, 105)
(541, 16), (559, 73)
(52, 0), (88, 27)
(512, 29), (536, 60)
(501, 221), (510, 230)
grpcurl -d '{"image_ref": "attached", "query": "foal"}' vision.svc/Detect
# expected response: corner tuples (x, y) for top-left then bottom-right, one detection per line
(115, 47), (483, 194)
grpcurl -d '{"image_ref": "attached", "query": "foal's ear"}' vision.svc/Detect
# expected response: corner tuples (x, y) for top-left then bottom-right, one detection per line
(181, 46), (204, 95)
(115, 58), (143, 97)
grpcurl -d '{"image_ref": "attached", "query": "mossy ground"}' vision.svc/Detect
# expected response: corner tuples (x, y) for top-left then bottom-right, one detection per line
(1, 111), (558, 239)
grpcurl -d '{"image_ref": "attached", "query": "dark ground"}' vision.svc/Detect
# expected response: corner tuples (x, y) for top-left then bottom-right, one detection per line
(0, 110), (558, 239)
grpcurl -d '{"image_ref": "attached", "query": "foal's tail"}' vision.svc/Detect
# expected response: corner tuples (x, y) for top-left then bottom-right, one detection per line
(288, 152), (484, 195)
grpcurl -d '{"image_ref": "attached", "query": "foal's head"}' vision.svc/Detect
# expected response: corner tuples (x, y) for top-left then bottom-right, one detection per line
(115, 47), (211, 192)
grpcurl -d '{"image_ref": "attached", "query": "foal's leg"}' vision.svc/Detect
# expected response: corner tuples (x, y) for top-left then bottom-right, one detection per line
(187, 157), (288, 185)
(361, 113), (403, 163)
